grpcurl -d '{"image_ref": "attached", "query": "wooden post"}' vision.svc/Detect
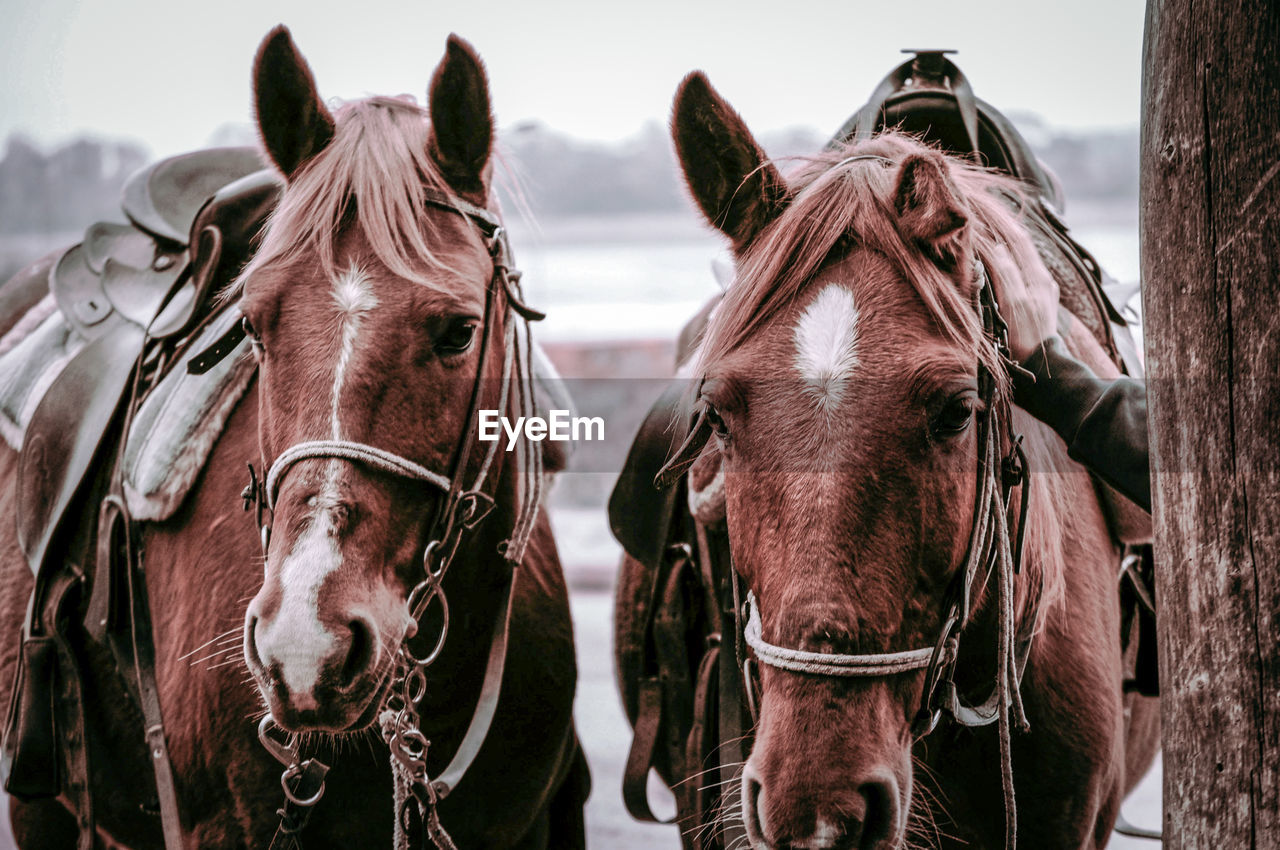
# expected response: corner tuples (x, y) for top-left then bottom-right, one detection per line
(1141, 0), (1279, 846)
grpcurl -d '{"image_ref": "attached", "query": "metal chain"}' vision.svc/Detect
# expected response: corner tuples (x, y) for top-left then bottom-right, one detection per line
(380, 623), (455, 849)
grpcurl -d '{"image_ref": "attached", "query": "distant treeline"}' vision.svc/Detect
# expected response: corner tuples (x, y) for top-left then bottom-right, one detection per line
(499, 117), (1139, 217)
(0, 135), (149, 234)
(0, 116), (1136, 235)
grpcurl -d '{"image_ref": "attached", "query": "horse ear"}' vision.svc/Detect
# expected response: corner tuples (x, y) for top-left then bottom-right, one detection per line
(893, 153), (969, 246)
(253, 25), (336, 180)
(427, 34), (493, 204)
(671, 72), (790, 252)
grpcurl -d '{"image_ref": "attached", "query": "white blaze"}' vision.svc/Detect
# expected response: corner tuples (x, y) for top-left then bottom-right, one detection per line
(256, 265), (379, 702)
(256, 510), (342, 706)
(793, 284), (860, 410)
(329, 264), (379, 440)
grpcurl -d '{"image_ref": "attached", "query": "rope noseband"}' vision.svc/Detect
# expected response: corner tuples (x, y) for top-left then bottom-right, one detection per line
(744, 592), (951, 676)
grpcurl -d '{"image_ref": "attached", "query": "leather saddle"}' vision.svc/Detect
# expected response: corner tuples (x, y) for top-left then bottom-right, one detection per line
(832, 50), (1064, 213)
(15, 154), (279, 577)
(3, 148), (280, 807)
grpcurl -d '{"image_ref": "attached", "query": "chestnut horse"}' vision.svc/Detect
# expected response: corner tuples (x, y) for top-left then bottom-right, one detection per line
(0, 29), (587, 848)
(664, 73), (1158, 849)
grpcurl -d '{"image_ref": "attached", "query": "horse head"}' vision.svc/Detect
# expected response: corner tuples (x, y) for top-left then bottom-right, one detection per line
(238, 27), (515, 733)
(671, 72), (1061, 850)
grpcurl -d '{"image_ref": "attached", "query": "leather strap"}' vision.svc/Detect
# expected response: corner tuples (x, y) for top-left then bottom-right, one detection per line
(47, 573), (95, 850)
(621, 542), (697, 826)
(430, 567), (517, 799)
(1, 635), (60, 798)
(714, 568), (749, 850)
(621, 677), (672, 824)
(0, 571), (95, 847)
(686, 645), (719, 848)
(186, 316), (246, 375)
(113, 492), (185, 849)
(267, 759), (331, 850)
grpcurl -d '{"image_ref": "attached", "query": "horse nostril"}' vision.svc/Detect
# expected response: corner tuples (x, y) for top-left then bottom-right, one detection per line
(857, 779), (897, 850)
(336, 618), (375, 691)
(742, 771), (768, 846)
(246, 616), (263, 669)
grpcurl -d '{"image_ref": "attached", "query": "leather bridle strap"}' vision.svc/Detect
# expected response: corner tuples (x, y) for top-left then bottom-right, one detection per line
(429, 566), (515, 798)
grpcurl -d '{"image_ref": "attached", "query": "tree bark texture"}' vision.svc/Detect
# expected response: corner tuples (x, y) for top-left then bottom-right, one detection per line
(1141, 0), (1279, 847)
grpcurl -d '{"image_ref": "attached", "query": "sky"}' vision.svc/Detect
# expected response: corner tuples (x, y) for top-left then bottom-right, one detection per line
(2, 0), (1147, 158)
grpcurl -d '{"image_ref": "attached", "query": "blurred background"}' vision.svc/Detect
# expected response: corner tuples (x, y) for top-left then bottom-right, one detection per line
(0, 1), (1155, 846)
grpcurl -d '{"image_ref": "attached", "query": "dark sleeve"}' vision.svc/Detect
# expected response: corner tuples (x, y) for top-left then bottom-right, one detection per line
(1011, 335), (1150, 512)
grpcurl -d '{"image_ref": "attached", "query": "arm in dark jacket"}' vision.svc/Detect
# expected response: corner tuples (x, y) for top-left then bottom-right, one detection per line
(1012, 335), (1151, 512)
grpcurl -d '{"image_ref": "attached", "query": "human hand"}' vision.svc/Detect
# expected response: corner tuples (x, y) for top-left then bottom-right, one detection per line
(989, 243), (1061, 361)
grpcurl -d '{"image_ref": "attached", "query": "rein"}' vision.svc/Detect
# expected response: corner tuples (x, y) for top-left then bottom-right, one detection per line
(739, 260), (1036, 850)
(196, 191), (545, 849)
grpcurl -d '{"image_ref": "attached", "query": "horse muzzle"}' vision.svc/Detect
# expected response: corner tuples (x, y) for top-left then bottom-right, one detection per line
(245, 604), (390, 731)
(742, 761), (901, 850)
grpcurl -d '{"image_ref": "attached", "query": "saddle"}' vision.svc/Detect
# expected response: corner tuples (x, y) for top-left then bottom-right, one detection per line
(15, 151), (276, 576)
(611, 52), (1158, 849)
(1, 148), (280, 847)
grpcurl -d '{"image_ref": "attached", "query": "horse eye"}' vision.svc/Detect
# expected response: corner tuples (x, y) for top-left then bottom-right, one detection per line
(436, 319), (478, 355)
(242, 316), (263, 351)
(704, 403), (729, 439)
(933, 395), (976, 437)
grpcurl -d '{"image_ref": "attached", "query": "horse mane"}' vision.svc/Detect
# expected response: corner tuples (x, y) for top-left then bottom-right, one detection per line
(237, 95), (482, 292)
(696, 131), (1068, 624)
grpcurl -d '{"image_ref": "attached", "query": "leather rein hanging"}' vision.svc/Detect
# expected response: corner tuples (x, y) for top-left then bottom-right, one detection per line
(191, 190), (546, 850)
(738, 259), (1036, 850)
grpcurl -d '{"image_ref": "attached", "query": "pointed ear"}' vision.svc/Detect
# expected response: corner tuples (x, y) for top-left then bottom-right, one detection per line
(671, 72), (790, 252)
(427, 34), (493, 204)
(893, 153), (969, 246)
(253, 25), (335, 179)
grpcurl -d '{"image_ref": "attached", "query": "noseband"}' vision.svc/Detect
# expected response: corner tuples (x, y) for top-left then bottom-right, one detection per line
(741, 258), (1034, 849)
(193, 191), (546, 850)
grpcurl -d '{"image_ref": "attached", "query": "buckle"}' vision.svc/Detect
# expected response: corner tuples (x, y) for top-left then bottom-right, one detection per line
(457, 491), (496, 530)
(1001, 435), (1027, 489)
(912, 611), (961, 738)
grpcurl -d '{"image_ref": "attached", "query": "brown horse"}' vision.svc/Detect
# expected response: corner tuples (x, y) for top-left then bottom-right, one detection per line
(661, 72), (1159, 849)
(0, 29), (588, 848)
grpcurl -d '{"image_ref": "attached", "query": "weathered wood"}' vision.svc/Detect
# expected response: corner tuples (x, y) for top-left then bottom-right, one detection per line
(1141, 0), (1280, 847)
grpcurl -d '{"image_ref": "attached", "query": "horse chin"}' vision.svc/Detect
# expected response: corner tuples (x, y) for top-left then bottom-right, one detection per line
(260, 664), (396, 734)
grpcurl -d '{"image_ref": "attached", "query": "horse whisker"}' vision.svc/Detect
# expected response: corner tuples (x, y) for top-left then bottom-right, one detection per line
(178, 627), (243, 660)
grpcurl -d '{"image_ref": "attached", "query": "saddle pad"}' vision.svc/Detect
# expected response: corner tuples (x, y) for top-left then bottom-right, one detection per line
(0, 295), (86, 452)
(122, 308), (255, 522)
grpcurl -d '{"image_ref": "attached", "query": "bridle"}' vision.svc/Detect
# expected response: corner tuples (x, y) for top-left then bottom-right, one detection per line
(190, 190), (546, 850)
(737, 253), (1036, 849)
